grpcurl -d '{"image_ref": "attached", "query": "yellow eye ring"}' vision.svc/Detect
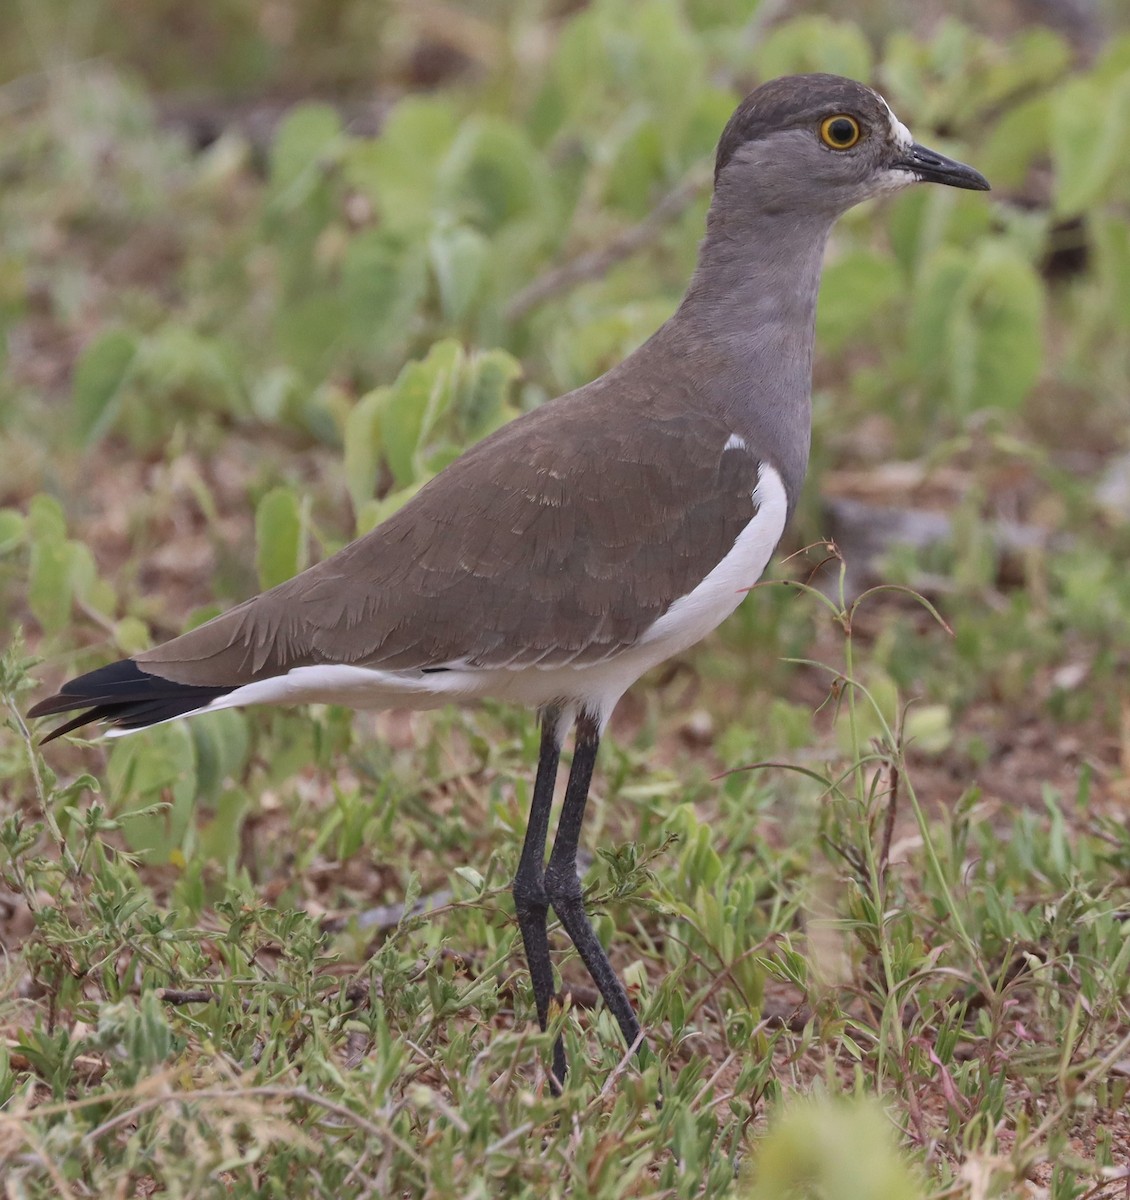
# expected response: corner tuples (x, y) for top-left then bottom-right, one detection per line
(819, 114), (861, 150)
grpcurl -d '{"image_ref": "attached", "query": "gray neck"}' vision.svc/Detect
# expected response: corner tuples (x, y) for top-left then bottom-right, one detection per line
(659, 186), (836, 513)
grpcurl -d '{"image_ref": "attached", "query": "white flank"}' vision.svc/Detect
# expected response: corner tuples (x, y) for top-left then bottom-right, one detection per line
(723, 432), (747, 452)
(636, 462), (787, 656)
(110, 464), (790, 737)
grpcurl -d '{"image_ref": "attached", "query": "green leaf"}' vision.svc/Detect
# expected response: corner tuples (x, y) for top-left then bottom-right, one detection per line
(138, 326), (245, 414)
(961, 242), (1044, 412)
(250, 366), (305, 426)
(754, 16), (872, 81)
(108, 724), (191, 799)
(1092, 213), (1130, 327)
(344, 386), (388, 519)
(113, 616), (150, 656)
(888, 182), (992, 280)
(25, 496), (95, 635)
(887, 188), (933, 277)
(741, 1097), (923, 1200)
(980, 94), (1050, 190)
(439, 118), (549, 233)
(27, 532), (73, 635)
(270, 102), (343, 202)
(198, 787), (253, 870)
(685, 0), (761, 29)
(603, 118), (667, 217)
(905, 703), (953, 755)
(429, 225), (489, 324)
(550, 0), (706, 135)
(1051, 72), (1130, 216)
(357, 480), (429, 535)
(910, 243), (1043, 415)
(344, 97), (458, 232)
(107, 723), (198, 864)
(71, 329), (138, 445)
(276, 292), (348, 381)
(455, 348), (521, 439)
(909, 246), (973, 395)
(190, 710), (250, 802)
(255, 486), (305, 590)
(27, 494), (66, 541)
(341, 230), (428, 359)
(381, 340), (462, 487)
(816, 250), (902, 351)
(969, 29), (1071, 115)
(679, 86), (739, 164)
(0, 508), (26, 555)
(548, 299), (675, 390)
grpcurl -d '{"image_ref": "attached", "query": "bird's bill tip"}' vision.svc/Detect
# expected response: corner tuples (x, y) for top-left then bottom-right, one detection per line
(896, 142), (990, 191)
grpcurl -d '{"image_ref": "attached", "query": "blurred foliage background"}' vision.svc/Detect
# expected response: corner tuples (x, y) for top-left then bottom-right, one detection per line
(1, 1), (1129, 1196)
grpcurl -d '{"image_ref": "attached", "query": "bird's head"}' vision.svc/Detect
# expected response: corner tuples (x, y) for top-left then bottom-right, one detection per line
(713, 73), (989, 219)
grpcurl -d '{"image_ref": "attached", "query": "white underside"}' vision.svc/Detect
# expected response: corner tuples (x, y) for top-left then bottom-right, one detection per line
(113, 463), (788, 736)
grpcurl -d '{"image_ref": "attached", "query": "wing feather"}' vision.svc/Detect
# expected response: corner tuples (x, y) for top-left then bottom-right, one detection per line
(134, 379), (764, 688)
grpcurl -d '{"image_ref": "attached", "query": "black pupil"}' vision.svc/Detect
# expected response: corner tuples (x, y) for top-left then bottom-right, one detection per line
(829, 118), (855, 144)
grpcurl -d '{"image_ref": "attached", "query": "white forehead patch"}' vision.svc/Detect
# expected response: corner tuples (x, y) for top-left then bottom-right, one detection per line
(877, 92), (914, 151)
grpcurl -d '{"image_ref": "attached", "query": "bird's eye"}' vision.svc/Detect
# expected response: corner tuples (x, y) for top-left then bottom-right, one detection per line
(819, 115), (861, 150)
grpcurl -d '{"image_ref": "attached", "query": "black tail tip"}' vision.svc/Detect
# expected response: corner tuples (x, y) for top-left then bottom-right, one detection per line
(28, 659), (233, 742)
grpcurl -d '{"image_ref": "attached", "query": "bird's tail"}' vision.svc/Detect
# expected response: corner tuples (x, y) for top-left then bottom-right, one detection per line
(27, 659), (233, 742)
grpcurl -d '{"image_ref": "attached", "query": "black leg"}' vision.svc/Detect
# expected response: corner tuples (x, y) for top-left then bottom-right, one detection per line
(544, 711), (643, 1061)
(512, 705), (568, 1088)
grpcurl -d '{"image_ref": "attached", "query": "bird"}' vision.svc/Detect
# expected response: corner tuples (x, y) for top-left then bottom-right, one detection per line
(29, 74), (989, 1089)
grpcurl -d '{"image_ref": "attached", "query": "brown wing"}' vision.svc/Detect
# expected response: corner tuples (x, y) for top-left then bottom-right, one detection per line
(136, 384), (761, 688)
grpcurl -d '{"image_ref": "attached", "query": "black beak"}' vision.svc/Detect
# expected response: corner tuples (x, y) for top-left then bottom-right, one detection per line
(895, 142), (990, 191)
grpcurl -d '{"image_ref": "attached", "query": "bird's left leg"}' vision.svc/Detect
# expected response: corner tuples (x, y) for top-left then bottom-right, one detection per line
(512, 704), (568, 1087)
(544, 710), (643, 1058)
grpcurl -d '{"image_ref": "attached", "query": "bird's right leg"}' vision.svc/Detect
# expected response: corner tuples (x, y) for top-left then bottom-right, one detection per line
(511, 704), (568, 1088)
(544, 711), (642, 1060)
